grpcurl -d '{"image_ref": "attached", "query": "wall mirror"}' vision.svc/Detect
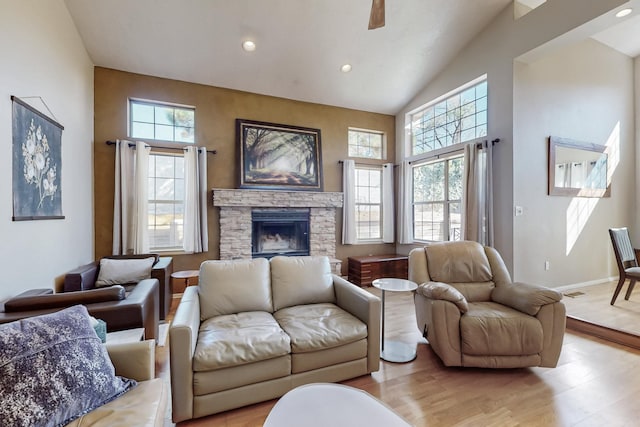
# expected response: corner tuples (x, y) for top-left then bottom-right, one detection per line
(548, 136), (610, 197)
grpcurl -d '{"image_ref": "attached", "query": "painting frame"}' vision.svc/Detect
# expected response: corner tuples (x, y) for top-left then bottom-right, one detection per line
(11, 96), (65, 221)
(237, 119), (323, 191)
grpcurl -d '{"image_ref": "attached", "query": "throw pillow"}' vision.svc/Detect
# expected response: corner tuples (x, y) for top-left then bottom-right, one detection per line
(0, 305), (136, 427)
(95, 257), (155, 287)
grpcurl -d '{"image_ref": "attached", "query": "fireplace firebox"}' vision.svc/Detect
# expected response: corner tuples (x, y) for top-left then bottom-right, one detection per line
(252, 209), (310, 259)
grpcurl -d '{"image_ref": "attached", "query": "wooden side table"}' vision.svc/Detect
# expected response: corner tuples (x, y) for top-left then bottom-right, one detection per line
(171, 270), (200, 294)
(348, 254), (408, 287)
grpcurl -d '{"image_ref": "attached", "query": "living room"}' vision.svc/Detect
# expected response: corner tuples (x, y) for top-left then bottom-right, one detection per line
(1, 0), (640, 425)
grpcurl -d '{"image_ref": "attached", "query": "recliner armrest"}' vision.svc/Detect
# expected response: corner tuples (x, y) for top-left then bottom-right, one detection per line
(416, 282), (469, 313)
(491, 282), (563, 316)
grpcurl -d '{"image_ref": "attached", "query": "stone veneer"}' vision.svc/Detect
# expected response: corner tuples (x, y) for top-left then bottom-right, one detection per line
(212, 189), (343, 262)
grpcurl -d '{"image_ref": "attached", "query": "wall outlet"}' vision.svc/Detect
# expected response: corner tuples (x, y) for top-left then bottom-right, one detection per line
(544, 261), (550, 271)
(514, 206), (524, 216)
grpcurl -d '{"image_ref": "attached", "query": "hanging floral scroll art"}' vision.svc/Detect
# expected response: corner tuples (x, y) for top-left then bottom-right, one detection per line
(11, 96), (64, 220)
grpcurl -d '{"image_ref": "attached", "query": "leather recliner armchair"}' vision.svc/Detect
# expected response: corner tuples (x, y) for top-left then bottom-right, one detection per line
(410, 241), (566, 368)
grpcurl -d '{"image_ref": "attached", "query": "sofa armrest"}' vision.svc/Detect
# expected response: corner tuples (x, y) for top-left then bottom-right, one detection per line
(4, 286), (125, 312)
(170, 286), (200, 423)
(333, 275), (381, 373)
(491, 282), (563, 316)
(64, 262), (99, 292)
(416, 282), (468, 313)
(106, 340), (155, 381)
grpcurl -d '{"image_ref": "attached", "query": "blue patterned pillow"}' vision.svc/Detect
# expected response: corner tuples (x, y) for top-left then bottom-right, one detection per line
(0, 305), (136, 427)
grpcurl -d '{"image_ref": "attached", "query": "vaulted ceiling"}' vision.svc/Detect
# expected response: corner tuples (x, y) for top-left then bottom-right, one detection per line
(64, 0), (639, 115)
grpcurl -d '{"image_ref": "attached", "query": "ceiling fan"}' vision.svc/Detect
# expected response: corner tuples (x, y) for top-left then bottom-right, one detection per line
(368, 0), (385, 30)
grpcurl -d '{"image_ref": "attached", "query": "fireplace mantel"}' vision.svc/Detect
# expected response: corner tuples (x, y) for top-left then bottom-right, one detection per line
(212, 189), (343, 261)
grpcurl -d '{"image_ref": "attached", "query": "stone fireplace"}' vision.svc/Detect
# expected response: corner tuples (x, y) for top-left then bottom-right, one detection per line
(212, 189), (343, 272)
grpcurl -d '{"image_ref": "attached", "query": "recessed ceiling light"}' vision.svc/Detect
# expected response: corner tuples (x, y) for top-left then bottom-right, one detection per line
(616, 8), (632, 18)
(242, 40), (256, 52)
(341, 64), (352, 73)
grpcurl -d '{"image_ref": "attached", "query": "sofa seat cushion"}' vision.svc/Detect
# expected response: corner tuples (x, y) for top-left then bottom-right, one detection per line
(460, 302), (543, 356)
(274, 303), (367, 353)
(193, 311), (290, 371)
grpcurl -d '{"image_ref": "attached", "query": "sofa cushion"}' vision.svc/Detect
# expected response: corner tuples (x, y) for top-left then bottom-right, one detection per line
(199, 258), (273, 319)
(95, 257), (155, 287)
(426, 241), (492, 283)
(274, 303), (367, 353)
(270, 256), (335, 311)
(0, 305), (136, 427)
(193, 311), (290, 371)
(460, 302), (543, 356)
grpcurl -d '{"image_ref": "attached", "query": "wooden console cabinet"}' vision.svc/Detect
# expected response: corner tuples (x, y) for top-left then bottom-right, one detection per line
(348, 254), (408, 287)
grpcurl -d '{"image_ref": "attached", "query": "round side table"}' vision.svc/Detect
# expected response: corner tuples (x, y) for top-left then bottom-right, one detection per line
(171, 270), (200, 293)
(372, 278), (418, 363)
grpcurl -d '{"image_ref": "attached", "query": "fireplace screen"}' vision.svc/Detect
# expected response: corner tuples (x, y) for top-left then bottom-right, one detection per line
(252, 209), (310, 258)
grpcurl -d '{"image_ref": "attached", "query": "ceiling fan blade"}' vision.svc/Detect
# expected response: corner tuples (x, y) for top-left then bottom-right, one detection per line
(368, 0), (385, 30)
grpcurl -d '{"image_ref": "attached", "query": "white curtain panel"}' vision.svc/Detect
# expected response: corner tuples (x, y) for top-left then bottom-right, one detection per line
(183, 146), (209, 253)
(397, 160), (413, 244)
(112, 140), (149, 255)
(382, 163), (394, 243)
(341, 159), (357, 245)
(463, 141), (494, 246)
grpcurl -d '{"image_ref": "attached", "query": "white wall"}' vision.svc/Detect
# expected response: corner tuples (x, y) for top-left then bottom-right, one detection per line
(514, 39), (634, 286)
(395, 0), (628, 279)
(0, 0), (94, 299)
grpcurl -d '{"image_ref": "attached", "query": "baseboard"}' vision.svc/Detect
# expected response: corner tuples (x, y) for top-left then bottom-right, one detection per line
(555, 277), (616, 292)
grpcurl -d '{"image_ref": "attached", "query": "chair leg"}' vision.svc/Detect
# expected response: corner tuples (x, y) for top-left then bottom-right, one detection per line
(624, 279), (637, 301)
(611, 276), (626, 305)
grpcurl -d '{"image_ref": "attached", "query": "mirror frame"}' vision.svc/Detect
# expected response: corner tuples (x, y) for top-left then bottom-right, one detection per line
(548, 136), (610, 198)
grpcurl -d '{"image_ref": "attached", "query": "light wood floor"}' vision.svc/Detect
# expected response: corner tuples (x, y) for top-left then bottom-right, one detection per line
(563, 280), (640, 336)
(158, 288), (640, 426)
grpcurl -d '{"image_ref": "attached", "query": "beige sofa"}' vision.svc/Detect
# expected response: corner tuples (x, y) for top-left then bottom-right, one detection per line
(170, 255), (381, 422)
(66, 340), (167, 426)
(410, 241), (566, 368)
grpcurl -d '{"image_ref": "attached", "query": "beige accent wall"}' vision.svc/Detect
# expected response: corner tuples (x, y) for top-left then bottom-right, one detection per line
(513, 39), (635, 286)
(94, 68), (395, 274)
(0, 0), (94, 299)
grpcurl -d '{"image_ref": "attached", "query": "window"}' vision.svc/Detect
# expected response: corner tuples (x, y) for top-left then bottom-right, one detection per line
(355, 166), (382, 240)
(409, 79), (487, 156)
(129, 99), (195, 143)
(413, 155), (463, 242)
(148, 153), (185, 250)
(348, 128), (384, 159)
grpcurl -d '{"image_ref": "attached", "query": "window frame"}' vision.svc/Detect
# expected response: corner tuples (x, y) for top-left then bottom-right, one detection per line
(348, 127), (386, 160)
(411, 151), (464, 243)
(128, 98), (195, 144)
(354, 164), (383, 243)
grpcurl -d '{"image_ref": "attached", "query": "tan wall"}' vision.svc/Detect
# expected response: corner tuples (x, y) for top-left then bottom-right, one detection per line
(94, 67), (396, 274)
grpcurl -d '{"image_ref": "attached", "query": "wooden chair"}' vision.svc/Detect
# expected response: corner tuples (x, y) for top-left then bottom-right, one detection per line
(609, 227), (640, 305)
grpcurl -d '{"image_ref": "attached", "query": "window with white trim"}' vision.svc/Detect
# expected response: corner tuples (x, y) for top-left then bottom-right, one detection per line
(355, 166), (382, 240)
(412, 155), (463, 242)
(128, 99), (194, 251)
(129, 99), (195, 143)
(348, 128), (384, 159)
(409, 79), (487, 156)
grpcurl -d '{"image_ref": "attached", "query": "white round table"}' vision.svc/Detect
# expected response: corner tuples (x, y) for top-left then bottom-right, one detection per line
(372, 278), (418, 363)
(263, 383), (411, 426)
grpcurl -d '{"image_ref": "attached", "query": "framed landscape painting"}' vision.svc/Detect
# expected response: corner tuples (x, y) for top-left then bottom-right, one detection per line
(237, 119), (323, 191)
(11, 96), (64, 220)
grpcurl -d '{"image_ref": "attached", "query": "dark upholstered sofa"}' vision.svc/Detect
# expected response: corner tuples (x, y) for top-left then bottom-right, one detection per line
(63, 254), (173, 320)
(0, 279), (159, 341)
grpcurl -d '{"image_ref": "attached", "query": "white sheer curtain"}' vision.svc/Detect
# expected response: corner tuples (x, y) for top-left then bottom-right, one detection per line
(382, 163), (394, 243)
(462, 141), (494, 246)
(183, 146), (208, 253)
(397, 160), (413, 244)
(341, 159), (357, 245)
(112, 140), (149, 255)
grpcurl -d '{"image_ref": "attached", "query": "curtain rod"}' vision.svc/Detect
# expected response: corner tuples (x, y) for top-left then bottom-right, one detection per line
(106, 140), (217, 155)
(337, 161), (395, 168)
